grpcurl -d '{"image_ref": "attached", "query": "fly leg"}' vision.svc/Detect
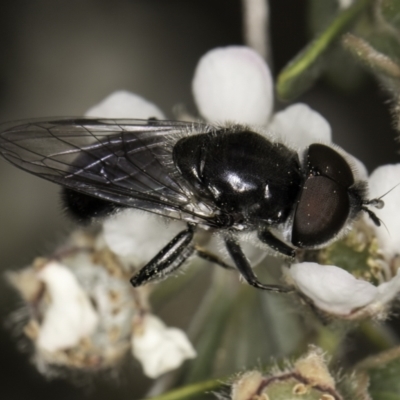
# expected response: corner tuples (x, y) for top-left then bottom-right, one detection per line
(258, 228), (296, 258)
(130, 224), (195, 287)
(224, 236), (292, 293)
(194, 246), (235, 270)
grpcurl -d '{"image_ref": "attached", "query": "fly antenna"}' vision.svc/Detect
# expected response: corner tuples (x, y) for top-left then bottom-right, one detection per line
(364, 182), (400, 209)
(362, 206), (381, 226)
(361, 206), (390, 235)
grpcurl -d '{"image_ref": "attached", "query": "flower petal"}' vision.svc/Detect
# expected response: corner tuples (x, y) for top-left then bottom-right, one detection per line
(288, 262), (377, 315)
(349, 154), (368, 181)
(376, 269), (400, 304)
(37, 261), (99, 352)
(192, 46), (273, 125)
(132, 315), (196, 378)
(268, 103), (331, 148)
(367, 164), (400, 259)
(102, 209), (185, 265)
(85, 90), (165, 119)
(205, 233), (267, 267)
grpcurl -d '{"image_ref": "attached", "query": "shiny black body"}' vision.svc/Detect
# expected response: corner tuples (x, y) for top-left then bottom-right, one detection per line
(0, 118), (380, 292)
(173, 131), (302, 227)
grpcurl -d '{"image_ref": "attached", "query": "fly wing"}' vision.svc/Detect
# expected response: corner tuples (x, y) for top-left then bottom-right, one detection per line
(0, 118), (216, 222)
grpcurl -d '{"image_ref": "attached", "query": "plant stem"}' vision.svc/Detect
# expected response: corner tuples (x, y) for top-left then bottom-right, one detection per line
(241, 0), (270, 61)
(277, 0), (372, 100)
(141, 378), (223, 400)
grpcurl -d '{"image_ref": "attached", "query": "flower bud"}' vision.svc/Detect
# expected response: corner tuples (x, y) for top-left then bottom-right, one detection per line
(229, 347), (342, 400)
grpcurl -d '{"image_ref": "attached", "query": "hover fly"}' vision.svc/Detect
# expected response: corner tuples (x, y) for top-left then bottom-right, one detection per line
(0, 118), (383, 292)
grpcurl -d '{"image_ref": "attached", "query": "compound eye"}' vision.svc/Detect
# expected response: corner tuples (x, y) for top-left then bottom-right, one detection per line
(292, 176), (350, 247)
(308, 144), (354, 187)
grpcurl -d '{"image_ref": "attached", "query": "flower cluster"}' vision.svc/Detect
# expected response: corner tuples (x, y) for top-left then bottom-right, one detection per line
(7, 43), (400, 384)
(8, 216), (195, 379)
(229, 347), (342, 400)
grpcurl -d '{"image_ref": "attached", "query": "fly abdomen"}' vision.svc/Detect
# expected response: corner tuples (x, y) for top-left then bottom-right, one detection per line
(62, 188), (124, 223)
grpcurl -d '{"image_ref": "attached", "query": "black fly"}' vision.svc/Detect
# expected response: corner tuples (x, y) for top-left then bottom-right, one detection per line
(0, 118), (384, 292)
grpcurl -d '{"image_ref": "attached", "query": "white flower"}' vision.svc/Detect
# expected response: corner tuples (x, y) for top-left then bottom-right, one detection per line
(102, 210), (185, 265)
(192, 46), (273, 125)
(192, 46), (331, 151)
(8, 231), (147, 372)
(268, 103), (331, 148)
(286, 262), (400, 319)
(132, 314), (196, 379)
(366, 164), (400, 259)
(36, 261), (99, 352)
(86, 90), (165, 120)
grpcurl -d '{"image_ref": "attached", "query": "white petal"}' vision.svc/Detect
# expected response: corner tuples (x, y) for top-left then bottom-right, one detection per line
(289, 262), (377, 315)
(85, 90), (165, 119)
(348, 270), (400, 320)
(37, 262), (99, 352)
(240, 241), (267, 266)
(376, 269), (400, 304)
(102, 209), (185, 265)
(192, 46), (273, 125)
(132, 315), (196, 379)
(205, 233), (267, 267)
(268, 103), (331, 148)
(367, 164), (400, 259)
(349, 154), (368, 181)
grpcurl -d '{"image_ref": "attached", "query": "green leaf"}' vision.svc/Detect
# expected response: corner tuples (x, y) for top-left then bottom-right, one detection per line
(182, 269), (238, 384)
(307, 0), (370, 93)
(276, 0), (372, 101)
